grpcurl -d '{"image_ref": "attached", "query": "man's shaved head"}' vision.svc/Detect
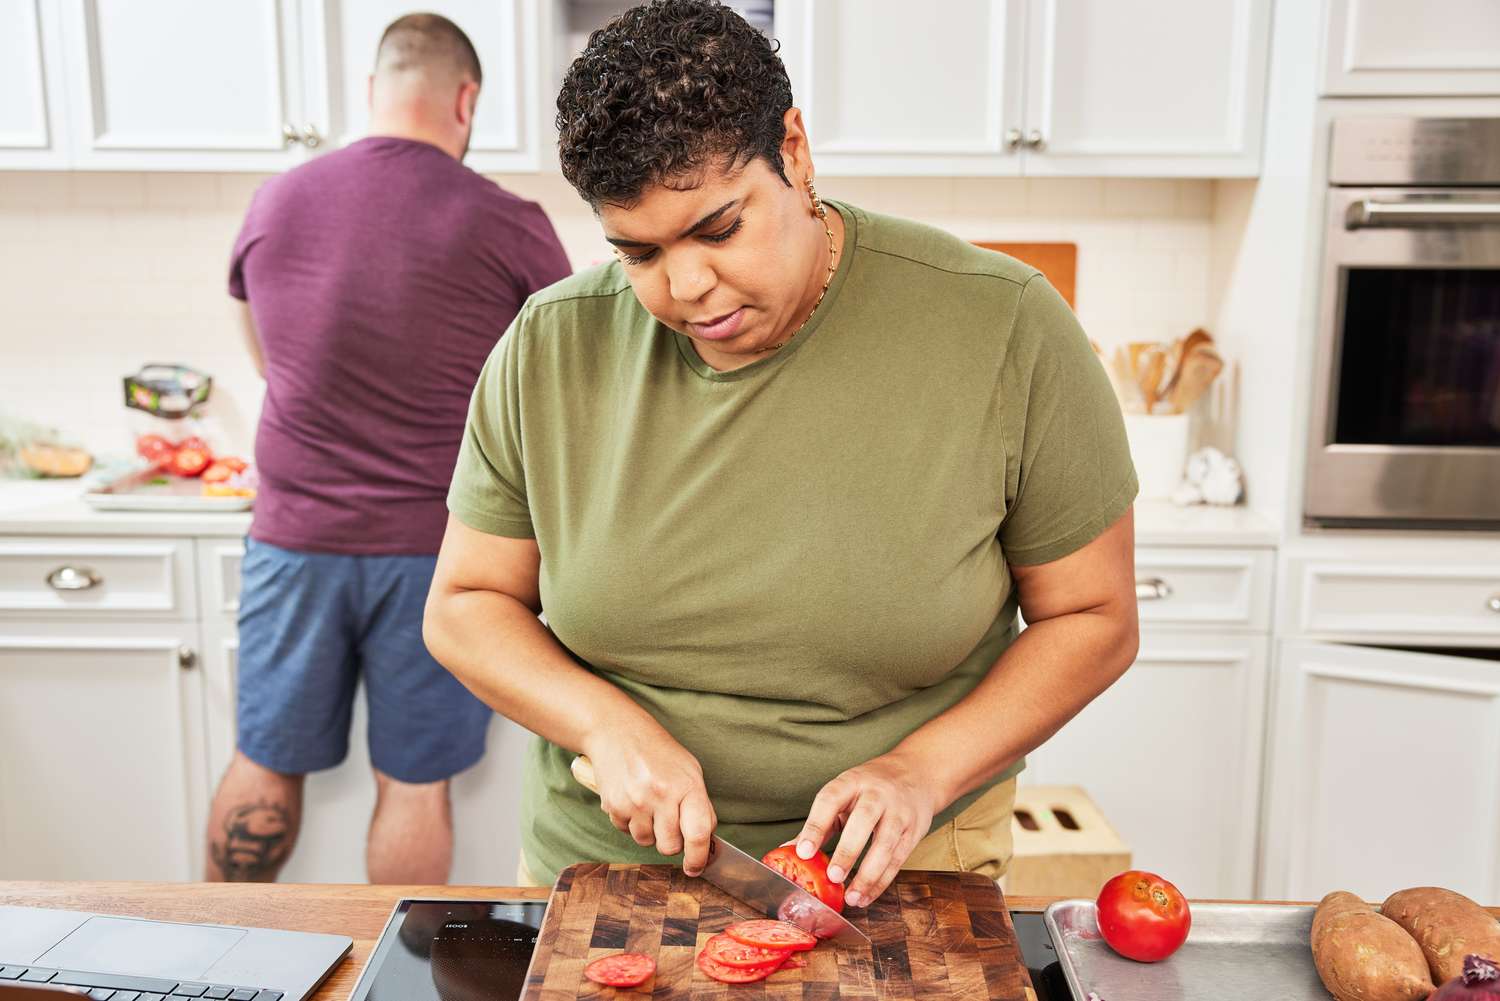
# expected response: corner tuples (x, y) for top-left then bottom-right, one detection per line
(375, 13), (482, 86)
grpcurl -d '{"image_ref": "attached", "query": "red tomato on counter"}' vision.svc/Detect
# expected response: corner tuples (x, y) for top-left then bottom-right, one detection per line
(1096, 870), (1191, 962)
(761, 845), (846, 913)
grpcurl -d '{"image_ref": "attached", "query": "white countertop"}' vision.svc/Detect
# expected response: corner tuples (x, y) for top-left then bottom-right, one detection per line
(0, 479), (1280, 547)
(0, 479), (253, 537)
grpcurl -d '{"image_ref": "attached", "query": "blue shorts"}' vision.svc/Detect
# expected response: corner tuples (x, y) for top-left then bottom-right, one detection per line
(235, 537), (492, 783)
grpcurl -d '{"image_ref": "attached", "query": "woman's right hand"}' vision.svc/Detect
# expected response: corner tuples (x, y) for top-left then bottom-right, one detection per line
(580, 727), (717, 876)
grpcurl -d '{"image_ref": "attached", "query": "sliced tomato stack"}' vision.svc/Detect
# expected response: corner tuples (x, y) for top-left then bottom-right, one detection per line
(695, 920), (818, 984)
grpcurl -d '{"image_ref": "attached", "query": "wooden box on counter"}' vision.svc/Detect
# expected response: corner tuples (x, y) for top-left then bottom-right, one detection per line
(1000, 785), (1131, 899)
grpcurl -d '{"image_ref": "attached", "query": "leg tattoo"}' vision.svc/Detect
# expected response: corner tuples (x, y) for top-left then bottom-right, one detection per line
(210, 800), (294, 881)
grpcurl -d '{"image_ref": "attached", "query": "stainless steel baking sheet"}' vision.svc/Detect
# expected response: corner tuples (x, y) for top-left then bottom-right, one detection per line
(1044, 899), (1329, 1001)
(82, 467), (253, 512)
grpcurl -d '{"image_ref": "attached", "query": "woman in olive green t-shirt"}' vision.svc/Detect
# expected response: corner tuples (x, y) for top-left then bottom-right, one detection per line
(424, 0), (1139, 907)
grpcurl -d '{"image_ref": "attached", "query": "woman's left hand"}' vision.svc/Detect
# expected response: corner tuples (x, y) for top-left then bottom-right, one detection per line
(790, 750), (944, 908)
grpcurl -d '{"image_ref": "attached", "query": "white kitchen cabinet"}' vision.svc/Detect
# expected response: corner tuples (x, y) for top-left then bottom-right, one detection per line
(0, 620), (209, 881)
(777, 0), (1027, 176)
(56, 0), (324, 170)
(1024, 631), (1269, 899)
(318, 0), (541, 172)
(0, 0), (70, 168)
(1021, 0), (1271, 177)
(1323, 0), (1500, 96)
(1283, 557), (1500, 647)
(777, 0), (1269, 177)
(1259, 641), (1500, 904)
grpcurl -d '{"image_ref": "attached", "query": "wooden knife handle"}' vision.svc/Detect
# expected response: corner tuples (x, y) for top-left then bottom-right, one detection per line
(570, 754), (600, 794)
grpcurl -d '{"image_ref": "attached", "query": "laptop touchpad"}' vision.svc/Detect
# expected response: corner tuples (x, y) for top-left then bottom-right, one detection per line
(38, 916), (246, 980)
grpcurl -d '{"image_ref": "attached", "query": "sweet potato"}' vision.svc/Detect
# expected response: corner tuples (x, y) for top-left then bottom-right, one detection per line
(1382, 887), (1500, 984)
(1312, 891), (1435, 1001)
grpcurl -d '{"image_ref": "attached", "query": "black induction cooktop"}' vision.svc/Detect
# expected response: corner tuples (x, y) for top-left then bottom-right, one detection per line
(1011, 909), (1073, 1000)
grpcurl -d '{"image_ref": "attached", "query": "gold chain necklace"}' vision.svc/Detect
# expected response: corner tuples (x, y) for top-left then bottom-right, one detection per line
(766, 200), (837, 352)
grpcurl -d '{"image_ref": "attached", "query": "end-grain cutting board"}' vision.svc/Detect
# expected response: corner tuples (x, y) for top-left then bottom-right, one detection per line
(521, 864), (1036, 1001)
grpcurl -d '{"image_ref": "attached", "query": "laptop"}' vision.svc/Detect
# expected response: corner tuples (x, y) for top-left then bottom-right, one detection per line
(0, 906), (350, 1001)
(347, 898), (550, 1001)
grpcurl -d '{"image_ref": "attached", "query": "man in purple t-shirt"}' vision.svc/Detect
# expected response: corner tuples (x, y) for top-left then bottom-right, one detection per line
(209, 13), (570, 884)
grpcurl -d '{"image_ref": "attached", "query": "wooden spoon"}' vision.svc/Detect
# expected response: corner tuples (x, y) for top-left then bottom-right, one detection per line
(1162, 328), (1214, 399)
(1137, 347), (1168, 412)
(1169, 345), (1224, 414)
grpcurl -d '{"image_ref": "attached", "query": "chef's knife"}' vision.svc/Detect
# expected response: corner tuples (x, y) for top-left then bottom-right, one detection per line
(570, 755), (869, 948)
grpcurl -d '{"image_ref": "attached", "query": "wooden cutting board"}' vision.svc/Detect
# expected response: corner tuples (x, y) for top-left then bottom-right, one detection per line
(972, 242), (1077, 308)
(521, 863), (1036, 1000)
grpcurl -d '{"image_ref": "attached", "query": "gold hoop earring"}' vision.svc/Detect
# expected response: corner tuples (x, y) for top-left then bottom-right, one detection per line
(807, 178), (826, 220)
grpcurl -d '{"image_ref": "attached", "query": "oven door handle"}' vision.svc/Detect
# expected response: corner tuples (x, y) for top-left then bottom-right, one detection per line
(1346, 200), (1500, 229)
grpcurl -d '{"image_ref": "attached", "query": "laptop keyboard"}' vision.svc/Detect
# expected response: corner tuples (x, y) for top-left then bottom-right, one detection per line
(0, 965), (282, 1001)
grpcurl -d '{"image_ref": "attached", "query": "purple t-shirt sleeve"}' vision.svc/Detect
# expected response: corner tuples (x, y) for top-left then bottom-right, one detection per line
(227, 185), (268, 301)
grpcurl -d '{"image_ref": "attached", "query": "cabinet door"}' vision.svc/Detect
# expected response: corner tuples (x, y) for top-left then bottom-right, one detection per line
(315, 0), (537, 171)
(0, 0), (69, 168)
(0, 621), (208, 881)
(57, 0), (315, 170)
(1261, 641), (1500, 903)
(1023, 631), (1268, 898)
(1323, 0), (1500, 96)
(776, 0), (1026, 176)
(1022, 0), (1271, 177)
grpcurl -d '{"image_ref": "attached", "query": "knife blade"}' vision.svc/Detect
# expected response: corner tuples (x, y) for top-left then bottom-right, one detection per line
(570, 755), (869, 948)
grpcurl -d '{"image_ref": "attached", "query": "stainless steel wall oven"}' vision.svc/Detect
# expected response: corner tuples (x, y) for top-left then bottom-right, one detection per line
(1306, 117), (1500, 527)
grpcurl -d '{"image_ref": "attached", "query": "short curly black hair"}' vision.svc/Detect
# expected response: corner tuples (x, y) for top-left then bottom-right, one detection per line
(555, 0), (795, 207)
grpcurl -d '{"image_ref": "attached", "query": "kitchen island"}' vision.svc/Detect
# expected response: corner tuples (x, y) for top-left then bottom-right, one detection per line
(0, 880), (1281, 1001)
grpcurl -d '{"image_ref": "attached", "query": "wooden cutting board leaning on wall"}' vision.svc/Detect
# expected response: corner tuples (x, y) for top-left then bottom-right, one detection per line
(521, 863), (1036, 1000)
(973, 243), (1077, 308)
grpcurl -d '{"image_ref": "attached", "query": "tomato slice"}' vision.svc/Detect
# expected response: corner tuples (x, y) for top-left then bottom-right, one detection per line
(167, 447), (211, 478)
(761, 845), (846, 913)
(696, 949), (779, 983)
(724, 919), (818, 952)
(583, 952), (656, 987)
(702, 932), (790, 969)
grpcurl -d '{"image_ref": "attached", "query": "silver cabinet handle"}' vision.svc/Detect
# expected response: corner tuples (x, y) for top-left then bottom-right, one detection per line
(47, 566), (101, 591)
(282, 123), (301, 147)
(1006, 128), (1024, 151)
(178, 646), (197, 670)
(1136, 577), (1173, 601)
(300, 124), (322, 149)
(1025, 130), (1045, 150)
(1488, 594), (1500, 614)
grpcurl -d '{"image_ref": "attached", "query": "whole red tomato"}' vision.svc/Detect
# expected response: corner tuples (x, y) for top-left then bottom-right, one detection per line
(1096, 870), (1191, 962)
(135, 434), (174, 469)
(176, 436), (212, 456)
(761, 845), (845, 913)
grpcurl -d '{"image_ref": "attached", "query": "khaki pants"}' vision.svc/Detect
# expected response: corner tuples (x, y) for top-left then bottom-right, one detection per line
(514, 777), (1016, 888)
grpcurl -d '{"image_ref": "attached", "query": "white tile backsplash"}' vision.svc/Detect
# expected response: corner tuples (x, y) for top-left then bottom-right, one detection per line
(0, 171), (1219, 457)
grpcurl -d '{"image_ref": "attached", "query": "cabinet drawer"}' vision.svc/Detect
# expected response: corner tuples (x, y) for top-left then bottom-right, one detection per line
(1289, 560), (1500, 645)
(1133, 547), (1273, 630)
(0, 537), (195, 618)
(195, 539), (243, 622)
